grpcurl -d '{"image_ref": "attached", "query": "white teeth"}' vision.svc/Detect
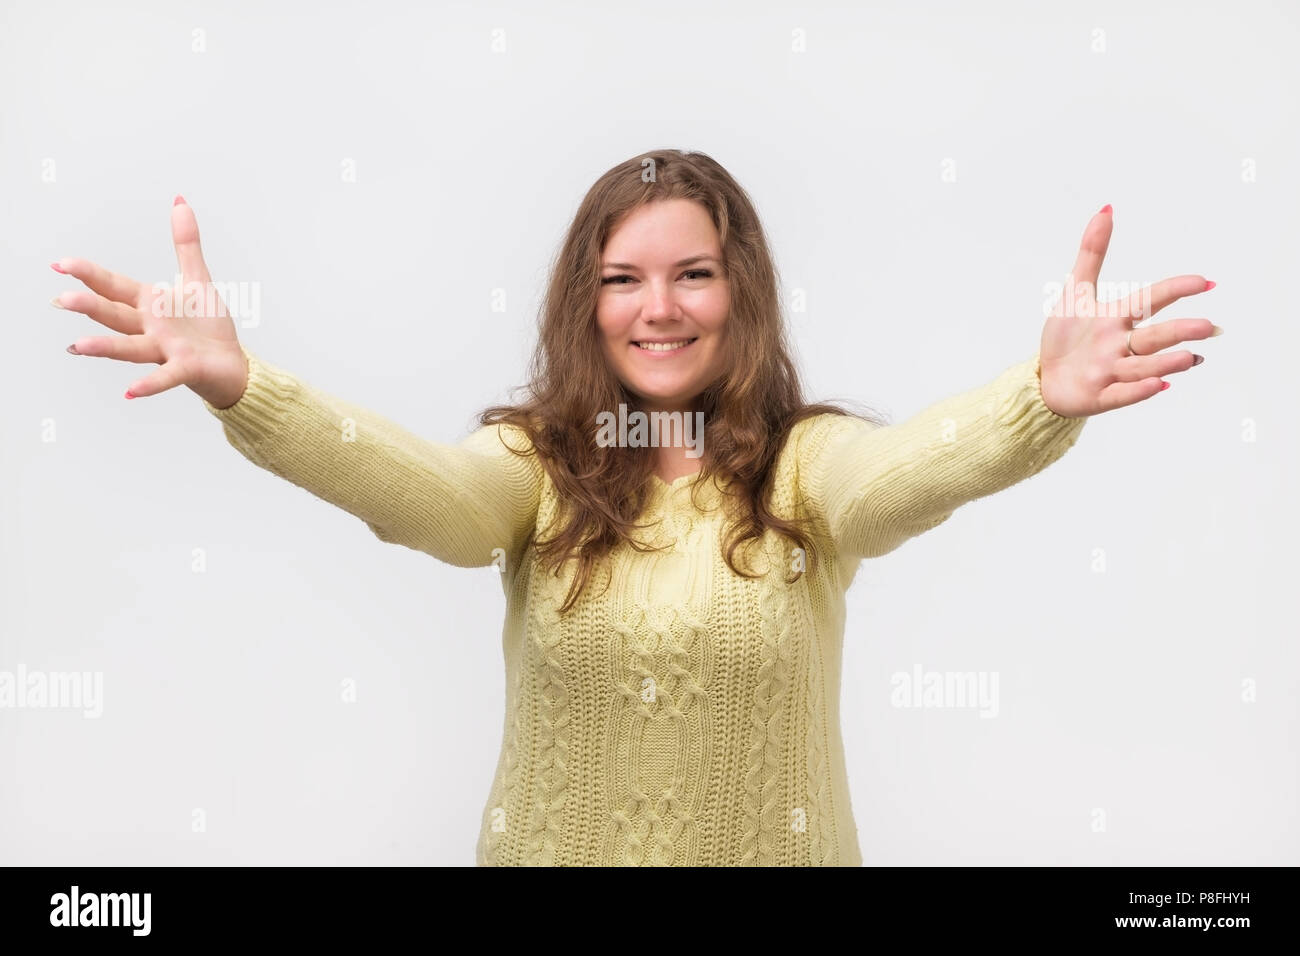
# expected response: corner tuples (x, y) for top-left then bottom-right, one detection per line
(635, 339), (695, 352)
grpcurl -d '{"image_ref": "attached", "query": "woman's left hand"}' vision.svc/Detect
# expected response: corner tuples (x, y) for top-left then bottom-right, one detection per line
(1038, 205), (1221, 418)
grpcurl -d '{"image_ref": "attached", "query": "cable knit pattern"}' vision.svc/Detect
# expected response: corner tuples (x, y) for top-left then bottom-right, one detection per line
(203, 347), (1087, 866)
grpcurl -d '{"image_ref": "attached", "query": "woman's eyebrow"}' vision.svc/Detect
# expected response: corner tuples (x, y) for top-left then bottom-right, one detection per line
(602, 254), (720, 270)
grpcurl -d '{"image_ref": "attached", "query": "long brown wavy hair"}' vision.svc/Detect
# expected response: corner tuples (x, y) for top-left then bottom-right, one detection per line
(480, 149), (883, 612)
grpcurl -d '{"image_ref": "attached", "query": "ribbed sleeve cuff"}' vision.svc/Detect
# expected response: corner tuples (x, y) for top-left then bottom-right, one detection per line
(995, 352), (1088, 468)
(201, 346), (304, 444)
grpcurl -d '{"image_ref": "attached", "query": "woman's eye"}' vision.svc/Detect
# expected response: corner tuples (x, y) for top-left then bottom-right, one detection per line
(600, 269), (713, 286)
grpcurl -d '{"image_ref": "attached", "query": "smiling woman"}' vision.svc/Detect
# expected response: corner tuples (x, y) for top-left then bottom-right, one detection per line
(50, 149), (1218, 866)
(596, 201), (730, 461)
(478, 154), (871, 608)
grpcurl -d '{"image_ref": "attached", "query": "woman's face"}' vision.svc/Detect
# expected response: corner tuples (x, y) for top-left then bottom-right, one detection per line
(596, 198), (730, 414)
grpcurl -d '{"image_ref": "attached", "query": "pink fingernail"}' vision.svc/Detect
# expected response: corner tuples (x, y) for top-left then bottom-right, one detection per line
(125, 389), (136, 399)
(1099, 203), (1112, 214)
(173, 195), (186, 206)
(51, 261), (68, 274)
(1204, 279), (1216, 291)
(1159, 381), (1170, 391)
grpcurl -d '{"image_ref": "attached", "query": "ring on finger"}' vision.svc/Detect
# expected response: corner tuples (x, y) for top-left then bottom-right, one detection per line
(1126, 329), (1143, 357)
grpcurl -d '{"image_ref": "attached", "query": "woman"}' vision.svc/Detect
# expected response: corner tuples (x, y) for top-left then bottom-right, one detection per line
(51, 150), (1219, 866)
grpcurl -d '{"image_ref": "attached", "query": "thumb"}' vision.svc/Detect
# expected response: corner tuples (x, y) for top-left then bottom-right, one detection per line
(171, 195), (212, 285)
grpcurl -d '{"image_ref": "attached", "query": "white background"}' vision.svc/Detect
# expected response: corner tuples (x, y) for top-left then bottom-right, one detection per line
(1, 0), (1295, 864)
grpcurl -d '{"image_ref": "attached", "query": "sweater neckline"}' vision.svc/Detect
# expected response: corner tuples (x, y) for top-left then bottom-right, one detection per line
(650, 470), (701, 490)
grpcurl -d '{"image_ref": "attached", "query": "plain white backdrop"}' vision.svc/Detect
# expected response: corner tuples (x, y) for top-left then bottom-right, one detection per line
(2, 0), (1296, 865)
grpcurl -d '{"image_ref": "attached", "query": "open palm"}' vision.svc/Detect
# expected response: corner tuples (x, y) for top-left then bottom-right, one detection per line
(52, 196), (247, 408)
(1038, 205), (1220, 418)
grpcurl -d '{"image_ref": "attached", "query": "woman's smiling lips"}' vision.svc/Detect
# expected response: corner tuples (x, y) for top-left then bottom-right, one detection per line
(630, 336), (699, 357)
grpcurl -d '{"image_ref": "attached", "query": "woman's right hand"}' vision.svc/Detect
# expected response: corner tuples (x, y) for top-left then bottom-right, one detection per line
(52, 196), (249, 409)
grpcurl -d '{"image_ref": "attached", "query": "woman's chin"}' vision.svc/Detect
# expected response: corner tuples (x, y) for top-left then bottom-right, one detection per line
(626, 384), (690, 405)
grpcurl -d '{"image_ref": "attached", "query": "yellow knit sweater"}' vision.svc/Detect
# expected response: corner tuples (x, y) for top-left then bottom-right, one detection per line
(202, 348), (1086, 866)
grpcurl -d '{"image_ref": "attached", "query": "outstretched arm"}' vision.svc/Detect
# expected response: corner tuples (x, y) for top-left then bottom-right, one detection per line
(799, 352), (1086, 563)
(203, 347), (543, 569)
(798, 203), (1220, 566)
(49, 196), (542, 570)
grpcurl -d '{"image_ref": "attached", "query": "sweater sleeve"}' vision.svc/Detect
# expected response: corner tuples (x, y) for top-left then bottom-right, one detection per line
(798, 352), (1087, 562)
(201, 346), (543, 568)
